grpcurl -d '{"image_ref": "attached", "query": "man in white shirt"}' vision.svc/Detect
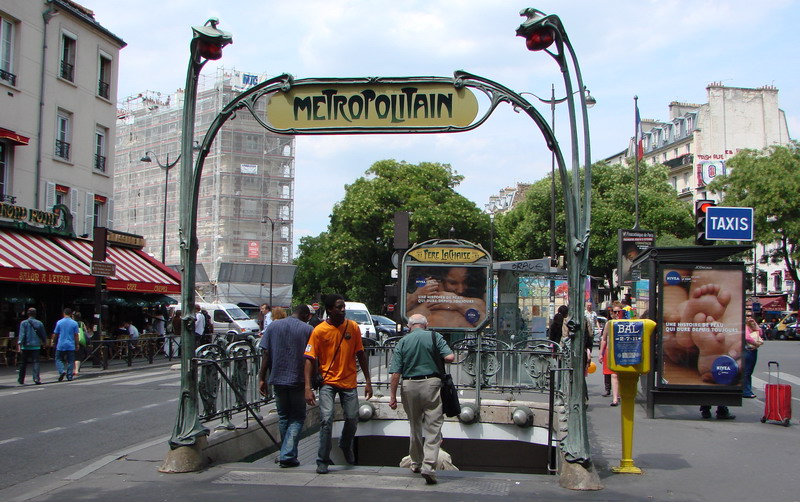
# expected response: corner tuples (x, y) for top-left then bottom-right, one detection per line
(260, 303), (272, 335)
(194, 305), (205, 340)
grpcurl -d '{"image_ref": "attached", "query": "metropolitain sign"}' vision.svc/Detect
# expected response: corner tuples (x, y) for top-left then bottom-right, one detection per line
(266, 82), (479, 129)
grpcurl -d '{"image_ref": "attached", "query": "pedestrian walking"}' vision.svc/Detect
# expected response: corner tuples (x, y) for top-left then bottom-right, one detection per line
(388, 314), (455, 485)
(258, 304), (313, 467)
(52, 308), (80, 382)
(304, 294), (373, 474)
(73, 312), (90, 376)
(17, 308), (48, 385)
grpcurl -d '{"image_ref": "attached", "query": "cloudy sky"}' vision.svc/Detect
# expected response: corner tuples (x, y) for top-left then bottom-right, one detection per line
(90, 0), (799, 252)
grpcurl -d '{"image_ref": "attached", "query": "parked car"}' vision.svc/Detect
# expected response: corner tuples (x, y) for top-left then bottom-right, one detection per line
(784, 322), (800, 340)
(372, 314), (408, 340)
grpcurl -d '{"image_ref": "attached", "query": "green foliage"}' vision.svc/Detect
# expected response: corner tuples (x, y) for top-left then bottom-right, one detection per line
(494, 161), (694, 289)
(293, 160), (490, 312)
(708, 143), (800, 304)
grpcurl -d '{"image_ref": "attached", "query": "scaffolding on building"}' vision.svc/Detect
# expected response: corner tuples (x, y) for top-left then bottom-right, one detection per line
(114, 68), (296, 306)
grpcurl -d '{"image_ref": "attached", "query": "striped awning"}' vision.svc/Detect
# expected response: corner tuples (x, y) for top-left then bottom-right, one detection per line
(0, 231), (95, 287)
(0, 228), (180, 293)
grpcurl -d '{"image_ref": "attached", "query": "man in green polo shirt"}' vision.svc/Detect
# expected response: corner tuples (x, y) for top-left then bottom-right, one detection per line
(388, 314), (454, 485)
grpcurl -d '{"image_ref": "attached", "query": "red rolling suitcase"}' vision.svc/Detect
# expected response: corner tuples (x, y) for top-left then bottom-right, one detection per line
(761, 361), (792, 427)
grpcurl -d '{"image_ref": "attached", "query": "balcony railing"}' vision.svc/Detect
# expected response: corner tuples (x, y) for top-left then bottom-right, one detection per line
(0, 69), (16, 87)
(94, 154), (106, 172)
(55, 139), (70, 160)
(98, 80), (110, 99)
(60, 60), (74, 81)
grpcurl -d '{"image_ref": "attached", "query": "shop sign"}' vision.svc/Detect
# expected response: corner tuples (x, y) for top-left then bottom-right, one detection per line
(91, 260), (116, 277)
(0, 202), (61, 228)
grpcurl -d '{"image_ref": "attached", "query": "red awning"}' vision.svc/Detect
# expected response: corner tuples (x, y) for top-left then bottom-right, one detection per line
(54, 236), (181, 294)
(748, 295), (787, 312)
(0, 229), (180, 293)
(0, 230), (95, 287)
(0, 128), (30, 146)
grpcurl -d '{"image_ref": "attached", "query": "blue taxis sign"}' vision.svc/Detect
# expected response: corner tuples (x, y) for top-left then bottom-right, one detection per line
(706, 206), (753, 241)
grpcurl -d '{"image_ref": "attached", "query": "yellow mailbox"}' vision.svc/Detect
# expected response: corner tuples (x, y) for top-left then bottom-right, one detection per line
(606, 318), (656, 474)
(607, 319), (656, 374)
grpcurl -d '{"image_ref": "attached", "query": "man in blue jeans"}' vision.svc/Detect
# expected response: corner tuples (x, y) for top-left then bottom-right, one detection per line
(304, 294), (373, 474)
(258, 304), (313, 467)
(17, 308), (48, 385)
(52, 308), (79, 382)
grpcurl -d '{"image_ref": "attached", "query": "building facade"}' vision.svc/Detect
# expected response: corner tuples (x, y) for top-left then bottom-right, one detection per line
(609, 84), (792, 299)
(0, 0), (124, 235)
(114, 69), (296, 306)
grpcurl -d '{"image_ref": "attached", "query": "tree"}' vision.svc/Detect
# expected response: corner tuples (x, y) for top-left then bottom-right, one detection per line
(708, 143), (800, 308)
(293, 160), (490, 312)
(494, 161), (695, 293)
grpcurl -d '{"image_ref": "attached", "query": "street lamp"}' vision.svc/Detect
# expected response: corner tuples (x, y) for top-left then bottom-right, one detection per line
(261, 216), (275, 307)
(162, 17), (232, 471)
(519, 86), (595, 265)
(140, 151), (180, 263)
(517, 8), (597, 483)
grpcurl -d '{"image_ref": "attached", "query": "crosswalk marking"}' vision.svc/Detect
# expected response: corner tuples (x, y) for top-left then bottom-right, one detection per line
(757, 370), (800, 386)
(113, 373), (180, 386)
(750, 376), (800, 404)
(69, 370), (174, 386)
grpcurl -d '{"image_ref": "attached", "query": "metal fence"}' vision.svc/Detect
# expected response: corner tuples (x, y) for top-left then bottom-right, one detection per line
(188, 333), (569, 429)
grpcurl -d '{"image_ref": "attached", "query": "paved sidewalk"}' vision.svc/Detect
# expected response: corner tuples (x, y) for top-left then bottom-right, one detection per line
(3, 359), (798, 502)
(0, 352), (178, 384)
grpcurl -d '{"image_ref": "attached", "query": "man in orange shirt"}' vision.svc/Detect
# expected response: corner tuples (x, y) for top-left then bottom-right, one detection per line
(304, 294), (373, 474)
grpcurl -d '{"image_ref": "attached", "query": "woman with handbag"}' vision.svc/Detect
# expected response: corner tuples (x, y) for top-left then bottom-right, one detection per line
(742, 315), (763, 399)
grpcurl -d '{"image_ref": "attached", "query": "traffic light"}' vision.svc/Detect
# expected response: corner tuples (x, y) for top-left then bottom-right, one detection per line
(695, 199), (716, 246)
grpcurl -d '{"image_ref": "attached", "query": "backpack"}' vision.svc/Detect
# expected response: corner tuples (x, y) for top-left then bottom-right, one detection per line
(202, 310), (213, 334)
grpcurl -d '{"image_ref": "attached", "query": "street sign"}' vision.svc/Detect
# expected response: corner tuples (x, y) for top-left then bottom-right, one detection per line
(312, 302), (319, 310)
(90, 260), (116, 277)
(705, 207), (753, 241)
(387, 304), (395, 312)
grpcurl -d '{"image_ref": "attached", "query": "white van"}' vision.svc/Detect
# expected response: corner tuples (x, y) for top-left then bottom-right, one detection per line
(344, 302), (376, 340)
(176, 302), (261, 337)
(322, 301), (376, 340)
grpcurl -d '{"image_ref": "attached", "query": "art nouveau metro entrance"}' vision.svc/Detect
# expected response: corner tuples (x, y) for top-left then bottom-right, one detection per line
(168, 10), (601, 489)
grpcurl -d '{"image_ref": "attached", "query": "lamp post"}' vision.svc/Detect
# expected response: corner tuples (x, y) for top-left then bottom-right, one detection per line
(162, 18), (232, 472)
(261, 216), (275, 307)
(521, 86), (595, 264)
(521, 86), (594, 305)
(140, 151), (180, 263)
(517, 8), (598, 486)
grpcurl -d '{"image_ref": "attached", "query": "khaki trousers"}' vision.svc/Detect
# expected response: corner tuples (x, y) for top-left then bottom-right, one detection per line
(401, 377), (444, 475)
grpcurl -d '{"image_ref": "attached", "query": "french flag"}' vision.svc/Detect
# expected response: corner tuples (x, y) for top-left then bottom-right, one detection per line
(635, 101), (643, 161)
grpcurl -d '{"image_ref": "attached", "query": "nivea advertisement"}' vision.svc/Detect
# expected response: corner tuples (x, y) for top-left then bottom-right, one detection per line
(657, 262), (744, 389)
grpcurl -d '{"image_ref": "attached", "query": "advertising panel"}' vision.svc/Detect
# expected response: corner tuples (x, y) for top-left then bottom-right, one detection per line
(618, 229), (655, 286)
(401, 240), (491, 331)
(657, 262), (744, 389)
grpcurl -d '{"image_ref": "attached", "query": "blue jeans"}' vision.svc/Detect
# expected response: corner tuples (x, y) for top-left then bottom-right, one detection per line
(55, 350), (75, 380)
(317, 385), (359, 466)
(273, 385), (307, 463)
(742, 348), (758, 396)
